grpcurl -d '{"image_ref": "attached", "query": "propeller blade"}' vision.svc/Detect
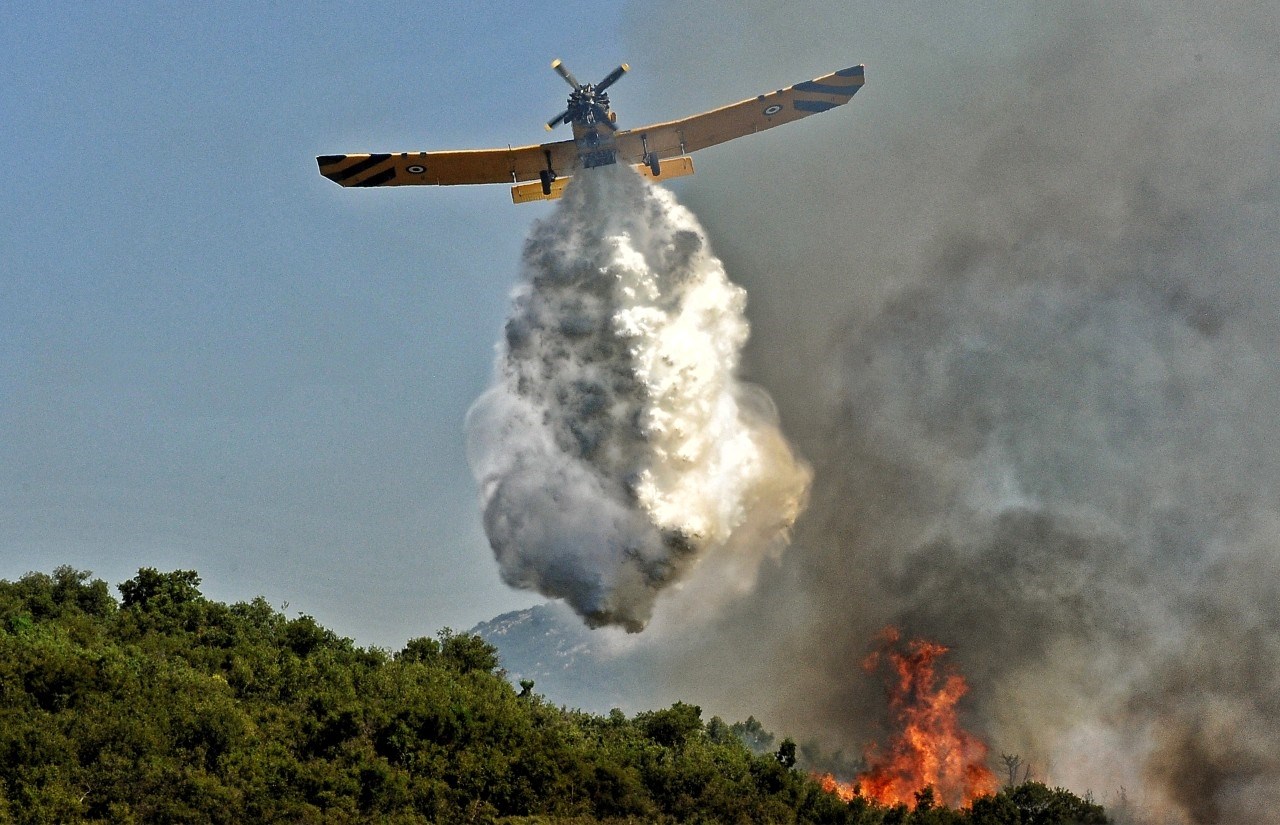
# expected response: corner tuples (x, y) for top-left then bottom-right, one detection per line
(595, 63), (629, 93)
(546, 109), (570, 130)
(551, 59), (580, 89)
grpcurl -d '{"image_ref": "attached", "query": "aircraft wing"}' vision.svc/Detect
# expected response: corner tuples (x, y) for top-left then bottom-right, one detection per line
(317, 139), (579, 187)
(613, 64), (864, 164)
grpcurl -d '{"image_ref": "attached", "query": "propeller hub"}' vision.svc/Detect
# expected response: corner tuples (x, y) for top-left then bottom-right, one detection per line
(546, 61), (628, 131)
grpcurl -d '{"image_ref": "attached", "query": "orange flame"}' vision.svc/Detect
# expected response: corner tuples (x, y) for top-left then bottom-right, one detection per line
(817, 772), (857, 803)
(818, 628), (998, 810)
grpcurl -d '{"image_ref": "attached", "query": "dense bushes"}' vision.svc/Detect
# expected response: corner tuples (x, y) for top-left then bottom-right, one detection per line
(0, 568), (1107, 824)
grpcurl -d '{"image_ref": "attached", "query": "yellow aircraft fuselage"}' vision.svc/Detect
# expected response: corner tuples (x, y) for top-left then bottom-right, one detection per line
(317, 61), (865, 204)
(571, 118), (619, 169)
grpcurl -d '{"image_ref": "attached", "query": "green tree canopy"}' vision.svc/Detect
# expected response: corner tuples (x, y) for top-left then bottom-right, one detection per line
(0, 567), (1113, 825)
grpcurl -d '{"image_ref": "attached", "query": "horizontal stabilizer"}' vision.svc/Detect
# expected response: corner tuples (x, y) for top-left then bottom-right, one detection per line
(510, 157), (696, 205)
(636, 155), (694, 182)
(511, 176), (573, 203)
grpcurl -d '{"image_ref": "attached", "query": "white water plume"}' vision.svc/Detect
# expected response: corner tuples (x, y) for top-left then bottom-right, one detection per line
(466, 164), (810, 631)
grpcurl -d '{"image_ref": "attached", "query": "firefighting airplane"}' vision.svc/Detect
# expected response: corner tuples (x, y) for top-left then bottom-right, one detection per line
(317, 60), (865, 204)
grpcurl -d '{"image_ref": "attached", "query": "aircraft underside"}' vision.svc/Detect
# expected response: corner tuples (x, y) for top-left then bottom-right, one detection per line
(317, 61), (864, 203)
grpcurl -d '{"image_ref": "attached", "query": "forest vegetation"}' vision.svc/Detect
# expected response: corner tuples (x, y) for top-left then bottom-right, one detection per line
(0, 567), (1109, 824)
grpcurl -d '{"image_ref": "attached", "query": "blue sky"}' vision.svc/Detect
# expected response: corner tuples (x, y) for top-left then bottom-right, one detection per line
(1, 1), (1027, 646)
(1, 2), (650, 643)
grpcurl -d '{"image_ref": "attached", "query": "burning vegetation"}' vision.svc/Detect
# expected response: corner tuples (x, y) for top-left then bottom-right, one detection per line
(819, 628), (998, 810)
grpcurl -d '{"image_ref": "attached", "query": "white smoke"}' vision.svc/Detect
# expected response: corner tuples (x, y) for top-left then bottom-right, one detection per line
(466, 164), (811, 631)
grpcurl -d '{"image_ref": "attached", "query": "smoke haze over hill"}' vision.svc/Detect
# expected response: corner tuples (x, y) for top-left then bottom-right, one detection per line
(583, 4), (1279, 823)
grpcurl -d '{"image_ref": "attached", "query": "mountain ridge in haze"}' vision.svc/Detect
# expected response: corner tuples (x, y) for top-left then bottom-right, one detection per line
(472, 601), (658, 713)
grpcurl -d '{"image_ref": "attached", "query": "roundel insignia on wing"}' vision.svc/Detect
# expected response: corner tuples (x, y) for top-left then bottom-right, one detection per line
(762, 104), (783, 116)
(406, 165), (426, 174)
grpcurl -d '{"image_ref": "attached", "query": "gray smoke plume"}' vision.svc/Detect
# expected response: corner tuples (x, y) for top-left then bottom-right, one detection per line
(605, 2), (1280, 822)
(467, 164), (810, 631)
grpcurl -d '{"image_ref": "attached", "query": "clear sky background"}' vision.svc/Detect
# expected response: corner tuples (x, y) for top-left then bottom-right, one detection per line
(2, 2), (1015, 647)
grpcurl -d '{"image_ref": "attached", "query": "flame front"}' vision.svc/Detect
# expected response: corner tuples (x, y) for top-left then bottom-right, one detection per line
(817, 772), (857, 803)
(819, 628), (998, 809)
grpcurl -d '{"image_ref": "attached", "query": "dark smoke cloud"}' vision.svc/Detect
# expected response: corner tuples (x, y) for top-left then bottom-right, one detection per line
(612, 3), (1280, 822)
